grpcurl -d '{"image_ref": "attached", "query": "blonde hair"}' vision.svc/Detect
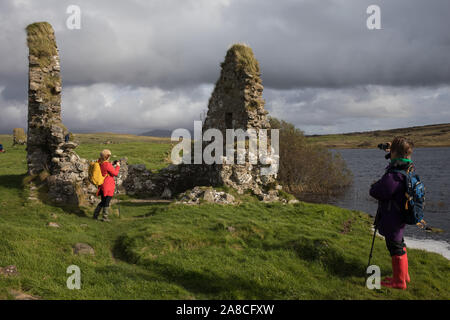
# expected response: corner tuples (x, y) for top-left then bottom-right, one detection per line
(99, 149), (112, 162)
(391, 136), (414, 158)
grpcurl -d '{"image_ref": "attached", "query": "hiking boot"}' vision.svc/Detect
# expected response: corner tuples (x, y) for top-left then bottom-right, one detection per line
(381, 254), (407, 290)
(93, 204), (102, 220)
(101, 207), (111, 222)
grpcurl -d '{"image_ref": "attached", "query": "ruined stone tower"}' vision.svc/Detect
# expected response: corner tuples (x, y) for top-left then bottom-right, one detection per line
(201, 44), (278, 198)
(202, 44), (271, 138)
(123, 44), (279, 200)
(26, 22), (92, 206)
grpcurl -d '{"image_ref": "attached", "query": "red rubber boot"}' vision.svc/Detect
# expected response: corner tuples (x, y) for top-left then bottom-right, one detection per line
(383, 248), (410, 283)
(381, 255), (407, 290)
(404, 248), (410, 283)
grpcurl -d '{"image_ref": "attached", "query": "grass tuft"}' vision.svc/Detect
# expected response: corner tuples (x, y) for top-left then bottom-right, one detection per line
(224, 43), (260, 76)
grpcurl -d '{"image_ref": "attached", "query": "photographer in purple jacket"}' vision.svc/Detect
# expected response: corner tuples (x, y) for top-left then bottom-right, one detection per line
(369, 137), (415, 290)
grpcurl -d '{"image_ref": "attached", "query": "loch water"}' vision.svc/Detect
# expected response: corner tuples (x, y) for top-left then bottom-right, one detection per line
(299, 147), (450, 248)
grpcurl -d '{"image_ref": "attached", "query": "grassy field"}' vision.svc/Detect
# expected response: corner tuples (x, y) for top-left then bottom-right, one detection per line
(0, 135), (449, 299)
(306, 123), (450, 149)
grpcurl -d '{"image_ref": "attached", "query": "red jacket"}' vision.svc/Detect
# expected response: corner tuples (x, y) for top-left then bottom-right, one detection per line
(97, 160), (120, 197)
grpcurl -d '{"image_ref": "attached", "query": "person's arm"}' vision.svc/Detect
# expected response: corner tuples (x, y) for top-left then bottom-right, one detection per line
(369, 173), (401, 201)
(105, 162), (120, 177)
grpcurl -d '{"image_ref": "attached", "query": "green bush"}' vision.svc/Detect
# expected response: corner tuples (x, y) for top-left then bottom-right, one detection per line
(270, 117), (352, 195)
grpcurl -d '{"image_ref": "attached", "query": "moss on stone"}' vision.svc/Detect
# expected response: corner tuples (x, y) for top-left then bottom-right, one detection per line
(224, 44), (260, 76)
(42, 74), (61, 104)
(27, 22), (61, 106)
(74, 182), (88, 207)
(26, 22), (58, 68)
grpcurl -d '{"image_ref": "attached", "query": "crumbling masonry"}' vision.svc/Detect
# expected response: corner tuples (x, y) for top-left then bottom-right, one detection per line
(26, 22), (94, 206)
(26, 22), (279, 206)
(124, 44), (280, 201)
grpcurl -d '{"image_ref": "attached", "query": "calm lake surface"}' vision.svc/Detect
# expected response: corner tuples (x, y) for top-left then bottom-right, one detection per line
(301, 147), (449, 244)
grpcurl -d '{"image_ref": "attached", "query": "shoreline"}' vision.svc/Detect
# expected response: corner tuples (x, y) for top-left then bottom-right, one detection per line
(404, 237), (450, 260)
(371, 226), (450, 260)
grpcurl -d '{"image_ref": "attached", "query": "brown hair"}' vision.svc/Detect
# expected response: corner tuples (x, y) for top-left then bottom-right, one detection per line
(391, 136), (414, 158)
(99, 149), (112, 162)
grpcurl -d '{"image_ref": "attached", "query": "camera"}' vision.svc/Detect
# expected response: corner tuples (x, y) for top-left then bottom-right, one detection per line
(113, 160), (119, 165)
(377, 143), (390, 151)
(377, 143), (391, 159)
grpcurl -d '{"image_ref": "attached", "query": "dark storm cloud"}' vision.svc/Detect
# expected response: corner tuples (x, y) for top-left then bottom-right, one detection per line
(264, 85), (450, 134)
(1, 0), (450, 98)
(0, 0), (449, 134)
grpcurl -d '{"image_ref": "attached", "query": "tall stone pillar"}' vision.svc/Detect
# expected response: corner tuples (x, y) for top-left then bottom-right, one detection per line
(26, 22), (93, 207)
(26, 22), (65, 175)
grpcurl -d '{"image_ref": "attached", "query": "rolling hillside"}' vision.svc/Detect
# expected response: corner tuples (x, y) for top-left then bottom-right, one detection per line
(306, 123), (450, 149)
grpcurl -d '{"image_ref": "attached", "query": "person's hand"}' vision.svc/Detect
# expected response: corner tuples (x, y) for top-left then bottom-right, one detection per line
(385, 142), (391, 153)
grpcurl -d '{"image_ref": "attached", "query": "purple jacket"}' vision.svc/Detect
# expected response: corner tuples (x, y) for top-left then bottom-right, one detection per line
(369, 164), (407, 242)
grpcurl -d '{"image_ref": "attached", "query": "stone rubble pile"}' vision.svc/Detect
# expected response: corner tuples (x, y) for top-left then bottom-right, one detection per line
(176, 186), (237, 205)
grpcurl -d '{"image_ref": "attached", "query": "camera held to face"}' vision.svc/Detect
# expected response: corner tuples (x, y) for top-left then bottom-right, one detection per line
(378, 143), (391, 159)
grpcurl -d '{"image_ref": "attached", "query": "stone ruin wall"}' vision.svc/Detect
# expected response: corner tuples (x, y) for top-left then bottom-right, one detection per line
(202, 45), (270, 136)
(25, 23), (279, 207)
(123, 44), (280, 201)
(201, 44), (278, 200)
(26, 22), (95, 206)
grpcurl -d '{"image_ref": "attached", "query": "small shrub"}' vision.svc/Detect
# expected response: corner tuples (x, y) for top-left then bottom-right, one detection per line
(269, 117), (352, 195)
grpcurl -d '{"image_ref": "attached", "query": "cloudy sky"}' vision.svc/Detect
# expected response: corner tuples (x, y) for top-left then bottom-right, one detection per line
(0, 0), (449, 134)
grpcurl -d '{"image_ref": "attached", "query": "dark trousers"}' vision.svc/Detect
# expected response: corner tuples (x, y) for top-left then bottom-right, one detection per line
(99, 191), (112, 208)
(385, 237), (406, 256)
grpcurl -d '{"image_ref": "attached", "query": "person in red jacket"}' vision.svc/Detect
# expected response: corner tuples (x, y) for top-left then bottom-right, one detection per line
(93, 149), (120, 222)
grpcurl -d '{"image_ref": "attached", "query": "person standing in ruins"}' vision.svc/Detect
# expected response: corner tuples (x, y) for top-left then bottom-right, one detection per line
(93, 149), (120, 222)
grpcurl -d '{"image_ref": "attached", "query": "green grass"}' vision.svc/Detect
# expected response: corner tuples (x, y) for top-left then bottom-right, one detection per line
(71, 133), (173, 171)
(76, 142), (172, 171)
(0, 135), (448, 299)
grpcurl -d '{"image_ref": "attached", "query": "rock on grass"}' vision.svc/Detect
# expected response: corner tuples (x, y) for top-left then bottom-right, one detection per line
(73, 243), (95, 255)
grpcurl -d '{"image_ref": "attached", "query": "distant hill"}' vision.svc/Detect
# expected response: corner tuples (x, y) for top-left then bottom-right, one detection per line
(140, 129), (195, 138)
(306, 123), (450, 149)
(140, 129), (173, 138)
